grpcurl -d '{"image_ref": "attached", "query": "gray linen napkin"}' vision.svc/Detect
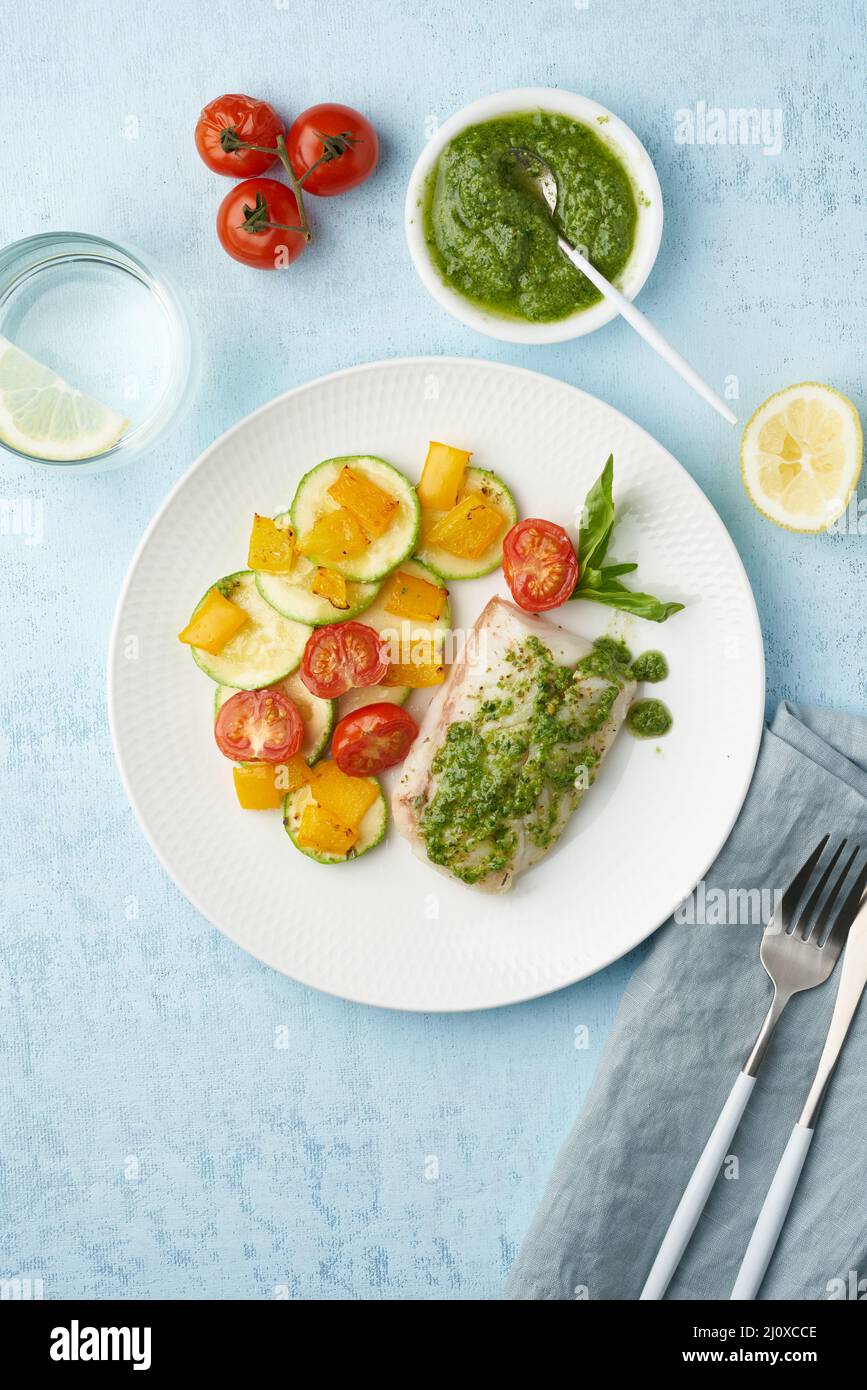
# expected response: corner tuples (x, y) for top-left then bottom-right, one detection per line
(507, 704), (867, 1301)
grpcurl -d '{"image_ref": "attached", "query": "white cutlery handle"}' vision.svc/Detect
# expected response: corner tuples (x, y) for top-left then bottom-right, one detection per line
(730, 1124), (814, 1301)
(640, 1071), (756, 1300)
(557, 238), (738, 427)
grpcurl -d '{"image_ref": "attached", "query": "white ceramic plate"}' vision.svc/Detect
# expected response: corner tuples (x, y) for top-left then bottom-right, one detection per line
(108, 358), (764, 1012)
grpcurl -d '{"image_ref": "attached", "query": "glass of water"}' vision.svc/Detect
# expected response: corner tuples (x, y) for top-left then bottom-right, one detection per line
(0, 231), (198, 472)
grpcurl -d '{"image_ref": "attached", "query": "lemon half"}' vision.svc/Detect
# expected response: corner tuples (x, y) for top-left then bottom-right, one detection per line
(741, 383), (862, 532)
(0, 335), (128, 461)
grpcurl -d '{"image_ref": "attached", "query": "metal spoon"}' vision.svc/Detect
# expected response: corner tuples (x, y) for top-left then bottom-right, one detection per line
(504, 147), (737, 426)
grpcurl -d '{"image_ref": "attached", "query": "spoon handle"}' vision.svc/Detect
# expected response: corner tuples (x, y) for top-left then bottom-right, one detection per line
(557, 237), (738, 427)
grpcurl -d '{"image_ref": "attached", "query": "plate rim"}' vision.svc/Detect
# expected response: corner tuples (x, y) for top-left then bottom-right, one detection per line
(108, 355), (766, 1011)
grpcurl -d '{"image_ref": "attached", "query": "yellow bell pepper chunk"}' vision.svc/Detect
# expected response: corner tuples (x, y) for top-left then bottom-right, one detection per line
(297, 802), (358, 856)
(418, 510), (441, 546)
(299, 507), (369, 563)
(311, 566), (349, 610)
(418, 441), (471, 511)
(327, 466), (398, 538)
(233, 763), (284, 811)
(426, 492), (505, 559)
(274, 754), (313, 794)
(308, 759), (379, 830)
(247, 513), (296, 573)
(234, 755), (310, 810)
(178, 587), (247, 655)
(383, 569), (448, 623)
(383, 659), (446, 688)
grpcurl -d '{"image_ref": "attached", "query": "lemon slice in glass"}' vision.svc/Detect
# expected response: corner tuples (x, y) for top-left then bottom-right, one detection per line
(0, 335), (128, 461)
(741, 383), (862, 532)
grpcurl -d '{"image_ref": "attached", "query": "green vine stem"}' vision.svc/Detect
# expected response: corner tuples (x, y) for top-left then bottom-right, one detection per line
(220, 128), (312, 242)
(239, 191), (308, 240)
(220, 125), (365, 240)
(297, 130), (362, 187)
(273, 134), (311, 240)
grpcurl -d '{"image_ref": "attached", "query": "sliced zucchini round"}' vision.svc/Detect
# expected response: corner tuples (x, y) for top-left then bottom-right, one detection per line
(337, 683), (409, 718)
(189, 571), (312, 689)
(414, 466), (518, 580)
(214, 672), (334, 764)
(290, 455), (420, 583)
(255, 561), (380, 627)
(339, 557), (451, 710)
(284, 779), (387, 864)
(255, 506), (381, 626)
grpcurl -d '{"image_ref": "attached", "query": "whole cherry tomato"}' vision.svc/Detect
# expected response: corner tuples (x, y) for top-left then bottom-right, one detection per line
(216, 178), (308, 270)
(286, 103), (379, 196)
(502, 518), (579, 612)
(195, 94), (283, 177)
(331, 703), (419, 776)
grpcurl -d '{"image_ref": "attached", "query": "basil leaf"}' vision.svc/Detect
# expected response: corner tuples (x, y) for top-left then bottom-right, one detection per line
(575, 570), (684, 623)
(577, 454), (615, 571)
(598, 562), (638, 579)
(570, 454), (684, 623)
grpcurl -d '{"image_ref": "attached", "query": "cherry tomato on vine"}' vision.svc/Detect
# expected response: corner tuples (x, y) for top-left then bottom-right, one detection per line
(502, 518), (579, 613)
(286, 103), (379, 196)
(214, 688), (303, 763)
(331, 703), (419, 776)
(300, 622), (388, 699)
(195, 94), (283, 177)
(216, 178), (308, 270)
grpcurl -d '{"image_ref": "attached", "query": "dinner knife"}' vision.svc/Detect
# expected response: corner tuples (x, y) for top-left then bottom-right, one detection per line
(731, 893), (867, 1300)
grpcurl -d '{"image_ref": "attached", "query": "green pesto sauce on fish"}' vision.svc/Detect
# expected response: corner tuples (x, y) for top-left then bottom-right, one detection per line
(418, 634), (674, 883)
(419, 635), (629, 884)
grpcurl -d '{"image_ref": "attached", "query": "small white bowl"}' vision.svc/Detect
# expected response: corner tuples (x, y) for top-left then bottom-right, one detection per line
(405, 87), (664, 345)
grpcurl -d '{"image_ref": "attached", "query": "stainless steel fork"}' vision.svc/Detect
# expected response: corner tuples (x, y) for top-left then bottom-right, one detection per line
(640, 835), (867, 1300)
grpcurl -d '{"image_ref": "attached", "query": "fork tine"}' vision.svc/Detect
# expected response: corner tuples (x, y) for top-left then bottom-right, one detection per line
(822, 854), (867, 952)
(774, 834), (830, 933)
(794, 839), (846, 939)
(811, 845), (858, 941)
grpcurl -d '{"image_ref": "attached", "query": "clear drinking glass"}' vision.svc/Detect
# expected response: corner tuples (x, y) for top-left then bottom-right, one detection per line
(0, 232), (198, 472)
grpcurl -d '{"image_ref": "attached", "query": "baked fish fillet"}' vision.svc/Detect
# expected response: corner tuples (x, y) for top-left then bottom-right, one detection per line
(392, 597), (636, 892)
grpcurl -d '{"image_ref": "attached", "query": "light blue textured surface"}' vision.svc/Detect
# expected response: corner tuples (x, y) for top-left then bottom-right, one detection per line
(1, 0), (865, 1300)
(507, 705), (867, 1300)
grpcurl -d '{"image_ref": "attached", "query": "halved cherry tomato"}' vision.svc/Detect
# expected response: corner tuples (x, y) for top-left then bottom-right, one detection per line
(216, 178), (307, 270)
(502, 518), (579, 612)
(331, 703), (419, 776)
(286, 103), (379, 196)
(195, 94), (283, 177)
(300, 621), (388, 699)
(214, 688), (303, 763)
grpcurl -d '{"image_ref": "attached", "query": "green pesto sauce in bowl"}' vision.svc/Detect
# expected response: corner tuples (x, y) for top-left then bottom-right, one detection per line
(423, 111), (638, 323)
